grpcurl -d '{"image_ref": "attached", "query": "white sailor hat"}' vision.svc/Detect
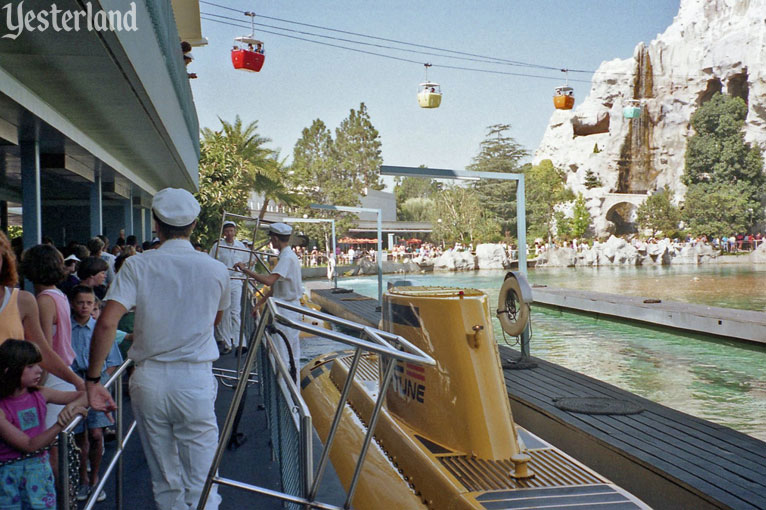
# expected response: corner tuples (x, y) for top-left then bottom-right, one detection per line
(268, 222), (292, 236)
(152, 188), (200, 227)
(64, 254), (80, 263)
(222, 220), (237, 229)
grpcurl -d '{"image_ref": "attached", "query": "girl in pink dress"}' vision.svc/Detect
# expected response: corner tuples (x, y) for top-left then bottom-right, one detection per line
(0, 340), (85, 509)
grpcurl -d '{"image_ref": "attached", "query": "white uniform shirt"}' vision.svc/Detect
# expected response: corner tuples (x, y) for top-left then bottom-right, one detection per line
(106, 239), (231, 363)
(209, 238), (249, 277)
(272, 248), (302, 302)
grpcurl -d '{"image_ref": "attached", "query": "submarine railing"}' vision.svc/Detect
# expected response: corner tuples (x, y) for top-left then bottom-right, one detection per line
(198, 297), (436, 510)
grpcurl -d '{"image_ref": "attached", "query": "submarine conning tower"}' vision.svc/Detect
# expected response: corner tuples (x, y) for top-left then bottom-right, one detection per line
(382, 286), (521, 460)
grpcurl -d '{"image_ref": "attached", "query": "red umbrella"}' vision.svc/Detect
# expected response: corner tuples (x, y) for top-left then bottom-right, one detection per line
(406, 238), (423, 244)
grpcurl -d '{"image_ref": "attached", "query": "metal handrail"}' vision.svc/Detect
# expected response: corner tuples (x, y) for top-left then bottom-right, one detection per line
(269, 299), (434, 365)
(57, 358), (136, 510)
(197, 297), (436, 510)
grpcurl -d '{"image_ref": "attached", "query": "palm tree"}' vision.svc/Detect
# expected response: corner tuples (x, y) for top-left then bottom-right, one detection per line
(255, 155), (303, 221)
(201, 115), (275, 188)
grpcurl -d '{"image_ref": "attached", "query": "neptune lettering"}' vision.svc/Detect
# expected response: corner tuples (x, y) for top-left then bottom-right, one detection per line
(392, 362), (426, 403)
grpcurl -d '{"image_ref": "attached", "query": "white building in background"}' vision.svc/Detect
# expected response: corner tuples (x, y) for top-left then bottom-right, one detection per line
(249, 187), (430, 248)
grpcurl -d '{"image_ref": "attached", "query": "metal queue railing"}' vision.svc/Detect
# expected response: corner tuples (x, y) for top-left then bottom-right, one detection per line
(197, 297), (436, 510)
(56, 358), (136, 510)
(258, 327), (313, 510)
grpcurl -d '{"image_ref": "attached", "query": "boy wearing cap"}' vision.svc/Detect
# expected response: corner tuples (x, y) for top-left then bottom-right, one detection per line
(86, 188), (230, 510)
(234, 222), (302, 380)
(209, 221), (250, 354)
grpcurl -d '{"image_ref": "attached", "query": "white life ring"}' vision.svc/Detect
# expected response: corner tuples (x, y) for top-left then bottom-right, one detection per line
(496, 275), (529, 337)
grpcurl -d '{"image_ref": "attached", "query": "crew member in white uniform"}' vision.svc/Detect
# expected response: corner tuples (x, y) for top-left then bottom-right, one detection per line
(86, 188), (230, 510)
(234, 222), (302, 380)
(209, 221), (249, 353)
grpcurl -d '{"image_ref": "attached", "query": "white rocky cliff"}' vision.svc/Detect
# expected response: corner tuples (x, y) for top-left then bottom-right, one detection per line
(534, 0), (766, 235)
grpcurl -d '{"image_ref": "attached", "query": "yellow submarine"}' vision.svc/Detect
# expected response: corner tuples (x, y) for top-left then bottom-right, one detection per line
(300, 274), (650, 509)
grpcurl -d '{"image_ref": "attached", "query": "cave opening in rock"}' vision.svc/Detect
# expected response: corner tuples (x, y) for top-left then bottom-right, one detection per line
(727, 71), (749, 104)
(699, 78), (723, 105)
(606, 202), (638, 235)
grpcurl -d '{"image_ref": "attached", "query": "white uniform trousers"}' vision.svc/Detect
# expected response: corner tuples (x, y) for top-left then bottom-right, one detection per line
(130, 360), (221, 510)
(214, 279), (243, 349)
(272, 304), (301, 383)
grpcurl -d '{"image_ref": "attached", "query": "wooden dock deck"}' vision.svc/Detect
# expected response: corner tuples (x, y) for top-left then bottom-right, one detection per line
(310, 287), (766, 510)
(532, 287), (766, 345)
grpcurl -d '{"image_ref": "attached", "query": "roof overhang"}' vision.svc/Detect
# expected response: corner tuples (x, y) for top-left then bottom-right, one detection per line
(171, 0), (208, 47)
(0, 0), (200, 194)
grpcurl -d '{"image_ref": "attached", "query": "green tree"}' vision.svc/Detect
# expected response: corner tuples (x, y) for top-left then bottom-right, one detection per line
(636, 189), (681, 238)
(682, 182), (758, 238)
(195, 117), (277, 247)
(584, 169), (602, 189)
(334, 103), (384, 192)
(467, 124), (528, 235)
(430, 185), (500, 245)
(394, 175), (441, 219)
(290, 119), (339, 203)
(682, 93), (765, 231)
(570, 193), (592, 238)
(400, 197), (435, 222)
(5, 225), (22, 240)
(289, 119), (354, 249)
(254, 154), (304, 221)
(525, 159), (574, 239)
(554, 211), (572, 240)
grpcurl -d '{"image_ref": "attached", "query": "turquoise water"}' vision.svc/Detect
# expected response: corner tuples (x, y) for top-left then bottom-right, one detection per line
(316, 266), (766, 441)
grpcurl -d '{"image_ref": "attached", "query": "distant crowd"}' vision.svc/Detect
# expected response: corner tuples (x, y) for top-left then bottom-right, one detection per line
(532, 233), (765, 257)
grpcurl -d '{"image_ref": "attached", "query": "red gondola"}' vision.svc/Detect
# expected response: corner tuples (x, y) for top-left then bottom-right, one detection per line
(231, 12), (265, 73)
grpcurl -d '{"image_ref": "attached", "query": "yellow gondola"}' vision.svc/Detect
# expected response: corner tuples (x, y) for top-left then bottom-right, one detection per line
(417, 63), (442, 109)
(417, 82), (442, 108)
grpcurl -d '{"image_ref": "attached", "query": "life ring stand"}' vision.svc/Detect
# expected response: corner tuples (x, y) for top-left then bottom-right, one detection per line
(496, 272), (533, 337)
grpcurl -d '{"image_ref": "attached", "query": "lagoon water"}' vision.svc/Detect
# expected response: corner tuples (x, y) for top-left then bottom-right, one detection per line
(303, 265), (766, 441)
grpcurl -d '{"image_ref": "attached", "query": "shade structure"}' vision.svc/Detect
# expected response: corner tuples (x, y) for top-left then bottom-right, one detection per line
(339, 237), (378, 244)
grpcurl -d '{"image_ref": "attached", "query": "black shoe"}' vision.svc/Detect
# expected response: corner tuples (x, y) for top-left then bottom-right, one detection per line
(236, 346), (249, 356)
(221, 345), (233, 355)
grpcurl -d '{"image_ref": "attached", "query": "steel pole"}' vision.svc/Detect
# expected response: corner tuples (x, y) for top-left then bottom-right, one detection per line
(377, 211), (382, 304)
(516, 174), (527, 276)
(332, 219), (338, 290)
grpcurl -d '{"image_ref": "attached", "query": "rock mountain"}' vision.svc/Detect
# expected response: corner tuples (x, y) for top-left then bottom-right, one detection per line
(534, 0), (766, 235)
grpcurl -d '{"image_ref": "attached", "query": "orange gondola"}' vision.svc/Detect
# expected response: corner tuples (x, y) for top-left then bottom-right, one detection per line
(553, 69), (575, 110)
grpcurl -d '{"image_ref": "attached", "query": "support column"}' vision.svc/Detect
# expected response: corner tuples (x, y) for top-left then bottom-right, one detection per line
(133, 207), (142, 242)
(123, 190), (133, 236)
(20, 139), (41, 250)
(89, 172), (102, 237)
(137, 208), (146, 243)
(144, 208), (152, 241)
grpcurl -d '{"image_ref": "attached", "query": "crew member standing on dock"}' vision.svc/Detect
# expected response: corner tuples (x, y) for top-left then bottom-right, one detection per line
(234, 222), (302, 381)
(209, 220), (249, 355)
(85, 188), (230, 510)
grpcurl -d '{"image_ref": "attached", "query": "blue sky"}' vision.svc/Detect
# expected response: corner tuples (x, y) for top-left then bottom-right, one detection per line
(190, 1), (680, 179)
